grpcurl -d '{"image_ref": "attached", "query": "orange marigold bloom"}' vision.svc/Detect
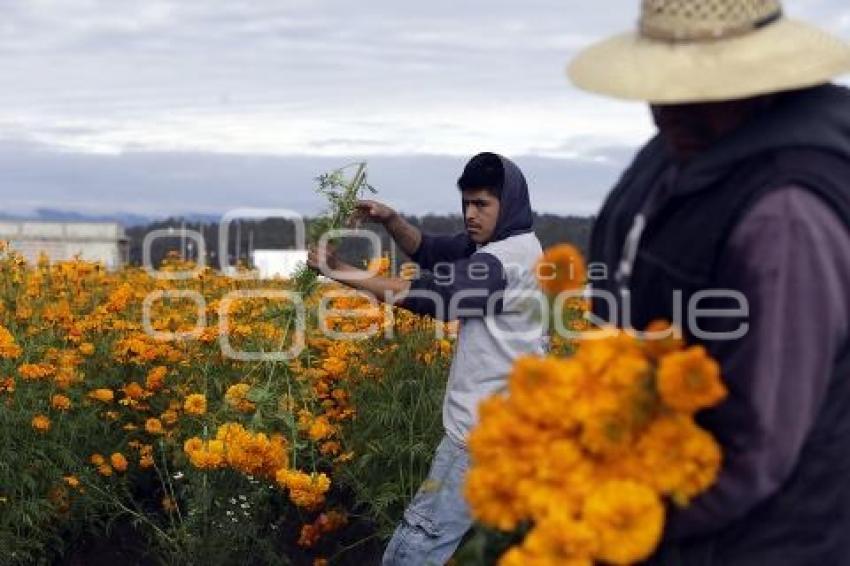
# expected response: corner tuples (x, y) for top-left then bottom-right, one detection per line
(78, 342), (95, 356)
(0, 326), (22, 359)
(183, 393), (207, 416)
(122, 382), (145, 400)
(139, 445), (155, 469)
(224, 383), (256, 413)
(160, 409), (178, 426)
(657, 346), (727, 413)
(110, 452), (129, 473)
(583, 481), (664, 565)
(88, 388), (115, 403)
(145, 366), (167, 392)
(50, 394), (72, 411)
(31, 414), (51, 433)
(536, 244), (586, 296)
(145, 418), (164, 435)
(641, 319), (685, 360)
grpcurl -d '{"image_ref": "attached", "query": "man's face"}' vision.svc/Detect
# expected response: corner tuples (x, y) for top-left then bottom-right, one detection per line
(651, 95), (776, 161)
(461, 188), (500, 244)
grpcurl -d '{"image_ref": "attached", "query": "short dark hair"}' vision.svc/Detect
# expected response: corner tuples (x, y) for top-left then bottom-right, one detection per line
(457, 153), (503, 197)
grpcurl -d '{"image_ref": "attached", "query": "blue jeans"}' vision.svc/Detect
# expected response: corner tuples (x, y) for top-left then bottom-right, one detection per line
(382, 435), (473, 566)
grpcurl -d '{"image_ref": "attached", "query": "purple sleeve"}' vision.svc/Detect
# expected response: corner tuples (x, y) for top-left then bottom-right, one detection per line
(664, 187), (850, 541)
(410, 232), (475, 271)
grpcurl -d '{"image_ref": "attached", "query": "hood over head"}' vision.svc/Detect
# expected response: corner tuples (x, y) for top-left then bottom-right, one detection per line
(459, 152), (535, 242)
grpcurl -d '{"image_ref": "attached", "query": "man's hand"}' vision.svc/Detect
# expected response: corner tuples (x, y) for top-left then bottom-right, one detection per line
(306, 243), (340, 276)
(353, 200), (396, 226)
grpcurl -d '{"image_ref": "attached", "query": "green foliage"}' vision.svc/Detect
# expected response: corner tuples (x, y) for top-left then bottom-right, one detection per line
(339, 330), (449, 539)
(293, 162), (376, 295)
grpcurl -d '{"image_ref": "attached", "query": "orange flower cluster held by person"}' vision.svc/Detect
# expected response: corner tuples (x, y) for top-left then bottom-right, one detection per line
(465, 320), (728, 564)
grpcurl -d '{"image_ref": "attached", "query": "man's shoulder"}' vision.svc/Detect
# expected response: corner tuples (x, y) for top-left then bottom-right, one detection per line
(478, 232), (542, 258)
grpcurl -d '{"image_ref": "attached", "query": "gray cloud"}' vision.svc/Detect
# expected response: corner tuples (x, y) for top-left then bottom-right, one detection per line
(0, 140), (629, 217)
(0, 0), (848, 216)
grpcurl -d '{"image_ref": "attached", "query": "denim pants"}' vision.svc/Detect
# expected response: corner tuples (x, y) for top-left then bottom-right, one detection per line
(382, 435), (473, 566)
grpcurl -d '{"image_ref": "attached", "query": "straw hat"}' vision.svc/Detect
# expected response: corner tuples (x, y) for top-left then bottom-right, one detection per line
(568, 0), (850, 103)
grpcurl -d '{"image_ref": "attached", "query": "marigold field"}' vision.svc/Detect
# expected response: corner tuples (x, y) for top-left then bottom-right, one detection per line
(0, 232), (725, 566)
(0, 245), (460, 565)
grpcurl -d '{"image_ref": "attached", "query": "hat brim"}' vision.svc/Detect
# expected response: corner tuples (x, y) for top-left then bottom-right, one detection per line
(567, 19), (850, 104)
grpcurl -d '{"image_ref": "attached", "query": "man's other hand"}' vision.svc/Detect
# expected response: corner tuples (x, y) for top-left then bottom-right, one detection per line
(306, 243), (339, 276)
(353, 200), (396, 226)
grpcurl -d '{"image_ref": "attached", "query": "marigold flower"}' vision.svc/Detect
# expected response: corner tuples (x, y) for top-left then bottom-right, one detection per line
(145, 366), (167, 392)
(0, 326), (22, 359)
(183, 393), (207, 416)
(536, 244), (586, 296)
(145, 418), (164, 435)
(657, 346), (727, 413)
(50, 394), (72, 411)
(88, 388), (114, 403)
(224, 383), (256, 413)
(582, 480), (664, 565)
(31, 414), (51, 433)
(110, 452), (129, 473)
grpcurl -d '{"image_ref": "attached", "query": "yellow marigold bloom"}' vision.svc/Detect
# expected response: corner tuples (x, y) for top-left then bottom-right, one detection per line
(583, 481), (664, 565)
(308, 417), (335, 442)
(224, 383), (256, 413)
(145, 418), (164, 435)
(78, 342), (95, 356)
(185, 439), (226, 469)
(536, 244), (586, 296)
(508, 510), (597, 566)
(63, 475), (81, 489)
(183, 393), (207, 416)
(50, 394), (71, 411)
(110, 453), (129, 473)
(637, 414), (722, 504)
(88, 388), (115, 403)
(31, 414), (51, 433)
(657, 346), (727, 413)
(184, 436), (204, 453)
(276, 470), (331, 509)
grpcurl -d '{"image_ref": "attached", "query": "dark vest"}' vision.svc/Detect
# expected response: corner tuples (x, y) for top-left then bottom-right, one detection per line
(589, 86), (850, 565)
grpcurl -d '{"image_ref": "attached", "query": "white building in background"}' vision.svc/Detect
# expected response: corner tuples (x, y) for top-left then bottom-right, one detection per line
(251, 249), (309, 279)
(0, 220), (129, 270)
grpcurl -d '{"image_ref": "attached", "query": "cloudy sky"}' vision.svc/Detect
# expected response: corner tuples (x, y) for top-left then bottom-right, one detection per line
(2, 0), (849, 219)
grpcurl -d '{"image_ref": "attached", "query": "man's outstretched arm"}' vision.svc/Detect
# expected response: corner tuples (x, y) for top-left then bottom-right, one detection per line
(306, 244), (412, 306)
(355, 200), (475, 270)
